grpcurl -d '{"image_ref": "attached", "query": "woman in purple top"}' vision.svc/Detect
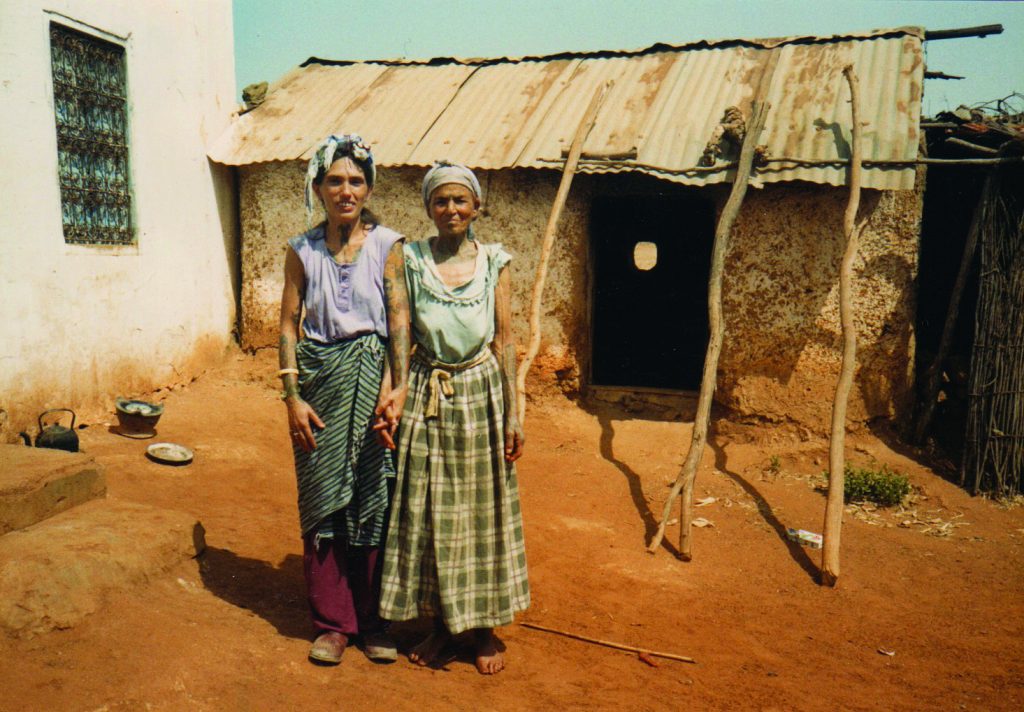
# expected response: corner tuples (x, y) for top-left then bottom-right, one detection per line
(277, 134), (411, 666)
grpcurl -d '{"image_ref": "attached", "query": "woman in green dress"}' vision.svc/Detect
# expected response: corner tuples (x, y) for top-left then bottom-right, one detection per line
(376, 161), (529, 675)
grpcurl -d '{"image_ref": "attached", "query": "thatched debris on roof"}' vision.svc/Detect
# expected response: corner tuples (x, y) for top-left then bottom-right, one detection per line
(923, 94), (1024, 157)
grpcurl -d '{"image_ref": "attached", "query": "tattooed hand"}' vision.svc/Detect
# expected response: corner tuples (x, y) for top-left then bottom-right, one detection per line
(504, 415), (524, 462)
(287, 397), (324, 452)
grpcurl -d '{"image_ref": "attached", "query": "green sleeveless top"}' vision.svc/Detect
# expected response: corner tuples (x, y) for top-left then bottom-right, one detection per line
(404, 239), (512, 364)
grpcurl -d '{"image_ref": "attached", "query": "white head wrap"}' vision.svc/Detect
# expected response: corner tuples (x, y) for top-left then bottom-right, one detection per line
(421, 161), (482, 212)
(304, 134), (375, 226)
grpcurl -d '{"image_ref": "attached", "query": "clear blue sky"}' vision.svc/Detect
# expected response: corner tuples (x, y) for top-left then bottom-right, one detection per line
(234, 0), (1024, 117)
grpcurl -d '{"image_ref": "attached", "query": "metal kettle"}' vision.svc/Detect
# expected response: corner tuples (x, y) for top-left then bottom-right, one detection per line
(35, 409), (79, 452)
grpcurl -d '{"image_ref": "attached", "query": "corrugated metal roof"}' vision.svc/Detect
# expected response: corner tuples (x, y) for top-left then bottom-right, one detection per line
(210, 27), (925, 190)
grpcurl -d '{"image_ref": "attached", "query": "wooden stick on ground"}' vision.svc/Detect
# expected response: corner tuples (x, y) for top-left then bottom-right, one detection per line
(647, 50), (779, 558)
(517, 80), (613, 425)
(912, 170), (995, 444)
(820, 65), (864, 587)
(519, 622), (696, 664)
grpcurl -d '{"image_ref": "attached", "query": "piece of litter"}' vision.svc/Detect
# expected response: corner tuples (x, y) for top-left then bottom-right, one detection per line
(877, 648), (896, 656)
(692, 517), (714, 528)
(638, 651), (660, 668)
(695, 497), (717, 507)
(786, 528), (823, 549)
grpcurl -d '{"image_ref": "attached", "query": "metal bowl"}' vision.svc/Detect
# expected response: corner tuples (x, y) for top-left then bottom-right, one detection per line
(114, 398), (164, 439)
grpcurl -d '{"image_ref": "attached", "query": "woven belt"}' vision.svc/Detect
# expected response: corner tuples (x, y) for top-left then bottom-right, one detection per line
(415, 348), (492, 419)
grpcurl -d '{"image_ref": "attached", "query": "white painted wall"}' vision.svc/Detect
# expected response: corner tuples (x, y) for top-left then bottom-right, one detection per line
(0, 1), (239, 438)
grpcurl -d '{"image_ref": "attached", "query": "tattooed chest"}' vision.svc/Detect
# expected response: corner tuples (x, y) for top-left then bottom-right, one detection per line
(435, 257), (477, 288)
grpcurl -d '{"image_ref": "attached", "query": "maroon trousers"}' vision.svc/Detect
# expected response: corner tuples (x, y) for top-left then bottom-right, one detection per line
(302, 533), (385, 637)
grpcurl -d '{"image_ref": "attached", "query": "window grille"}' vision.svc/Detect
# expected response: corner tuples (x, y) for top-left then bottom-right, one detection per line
(50, 23), (133, 245)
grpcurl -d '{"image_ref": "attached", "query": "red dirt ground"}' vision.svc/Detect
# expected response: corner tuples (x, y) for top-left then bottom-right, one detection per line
(2, 350), (1023, 711)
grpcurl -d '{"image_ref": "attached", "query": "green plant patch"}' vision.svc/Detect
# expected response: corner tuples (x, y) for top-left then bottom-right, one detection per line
(839, 465), (911, 507)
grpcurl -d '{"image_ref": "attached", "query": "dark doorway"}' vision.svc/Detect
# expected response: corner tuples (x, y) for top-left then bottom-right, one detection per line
(914, 164), (986, 462)
(590, 192), (715, 390)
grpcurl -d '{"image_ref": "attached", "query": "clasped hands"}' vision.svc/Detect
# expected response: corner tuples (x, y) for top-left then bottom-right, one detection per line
(285, 385), (407, 453)
(372, 385), (407, 449)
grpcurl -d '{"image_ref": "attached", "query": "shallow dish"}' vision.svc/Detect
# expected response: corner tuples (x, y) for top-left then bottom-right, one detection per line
(146, 442), (194, 466)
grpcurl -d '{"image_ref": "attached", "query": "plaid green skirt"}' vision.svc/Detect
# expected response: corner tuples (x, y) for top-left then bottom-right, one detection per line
(379, 351), (530, 634)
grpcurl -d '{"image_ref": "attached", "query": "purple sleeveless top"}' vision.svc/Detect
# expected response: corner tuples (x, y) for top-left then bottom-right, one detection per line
(288, 223), (404, 343)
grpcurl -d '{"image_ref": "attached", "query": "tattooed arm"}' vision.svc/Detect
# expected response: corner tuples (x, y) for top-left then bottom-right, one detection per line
(280, 246), (323, 452)
(374, 240), (411, 449)
(493, 264), (524, 462)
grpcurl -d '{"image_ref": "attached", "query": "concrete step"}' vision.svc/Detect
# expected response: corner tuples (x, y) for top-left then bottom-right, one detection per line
(0, 498), (205, 638)
(0, 445), (106, 535)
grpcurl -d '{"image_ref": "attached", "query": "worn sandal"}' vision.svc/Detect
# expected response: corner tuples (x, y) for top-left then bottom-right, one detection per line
(309, 632), (347, 665)
(361, 631), (398, 663)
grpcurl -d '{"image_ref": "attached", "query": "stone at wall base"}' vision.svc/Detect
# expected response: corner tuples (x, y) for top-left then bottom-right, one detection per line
(586, 385), (698, 419)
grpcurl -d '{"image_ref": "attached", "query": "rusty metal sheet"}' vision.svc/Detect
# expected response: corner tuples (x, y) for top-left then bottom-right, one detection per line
(302, 63), (477, 164)
(514, 52), (686, 164)
(210, 29), (924, 190)
(209, 63), (388, 164)
(406, 58), (579, 167)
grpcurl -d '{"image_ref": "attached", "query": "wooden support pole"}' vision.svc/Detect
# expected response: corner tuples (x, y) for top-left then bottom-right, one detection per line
(923, 24), (1003, 40)
(912, 171), (995, 444)
(944, 137), (999, 155)
(517, 80), (612, 425)
(647, 50), (779, 558)
(820, 65), (864, 588)
(766, 156), (1024, 167)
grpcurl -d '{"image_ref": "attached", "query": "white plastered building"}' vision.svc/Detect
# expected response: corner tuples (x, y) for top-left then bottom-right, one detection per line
(0, 0), (239, 438)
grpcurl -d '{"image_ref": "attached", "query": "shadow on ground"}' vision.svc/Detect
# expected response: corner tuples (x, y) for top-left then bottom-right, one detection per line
(199, 546), (309, 640)
(707, 433), (820, 582)
(198, 547), (468, 663)
(867, 418), (964, 490)
(595, 411), (663, 550)
(582, 398), (699, 558)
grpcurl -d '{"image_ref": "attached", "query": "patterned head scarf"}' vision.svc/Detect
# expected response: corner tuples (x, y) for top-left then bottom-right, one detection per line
(421, 160), (482, 213)
(304, 134), (375, 226)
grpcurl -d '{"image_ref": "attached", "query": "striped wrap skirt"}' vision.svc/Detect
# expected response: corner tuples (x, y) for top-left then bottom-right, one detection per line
(379, 349), (530, 634)
(293, 333), (393, 546)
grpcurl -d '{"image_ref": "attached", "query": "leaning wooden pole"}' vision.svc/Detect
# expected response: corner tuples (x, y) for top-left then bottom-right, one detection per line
(820, 65), (864, 587)
(517, 81), (613, 425)
(647, 53), (778, 558)
(912, 170), (995, 444)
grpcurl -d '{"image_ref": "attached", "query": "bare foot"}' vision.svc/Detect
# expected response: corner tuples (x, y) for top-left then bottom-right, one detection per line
(473, 629), (505, 675)
(408, 629), (450, 667)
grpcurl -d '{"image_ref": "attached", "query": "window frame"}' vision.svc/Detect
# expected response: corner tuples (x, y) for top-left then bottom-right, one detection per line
(46, 14), (137, 252)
